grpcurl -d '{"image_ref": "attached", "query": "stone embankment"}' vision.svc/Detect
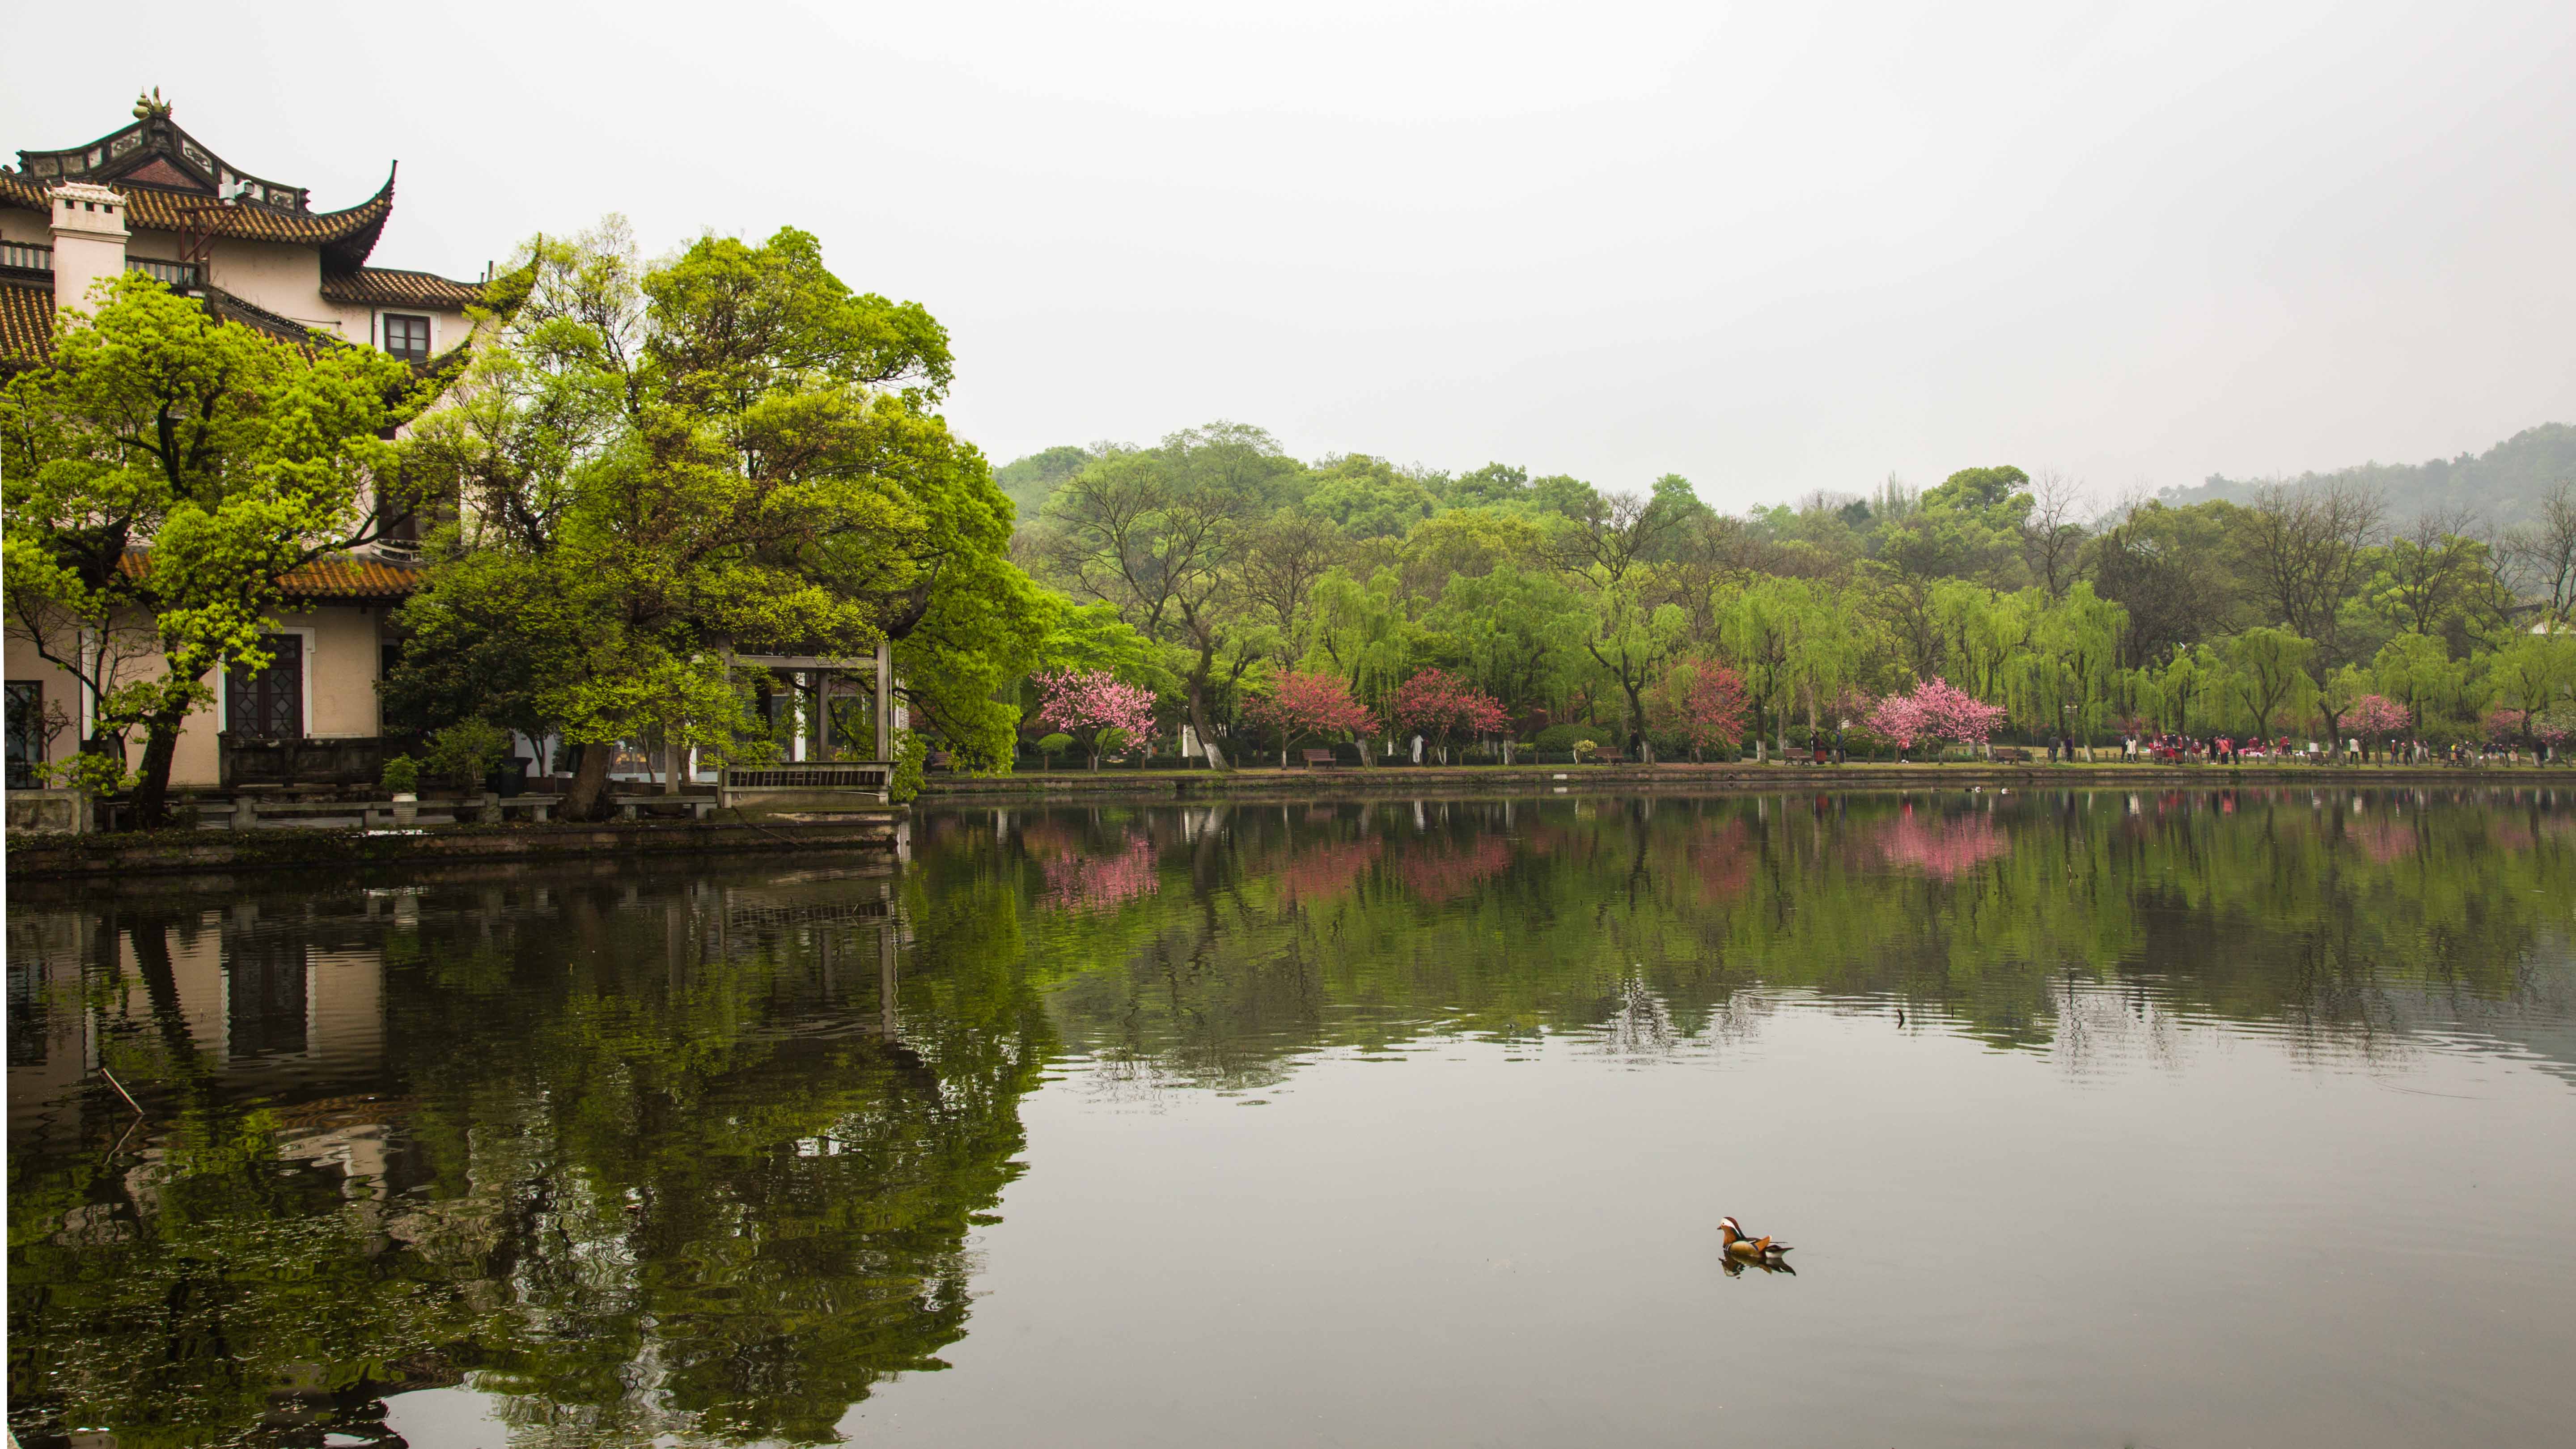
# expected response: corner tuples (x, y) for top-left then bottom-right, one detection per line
(924, 760), (2568, 800)
(4, 810), (904, 881)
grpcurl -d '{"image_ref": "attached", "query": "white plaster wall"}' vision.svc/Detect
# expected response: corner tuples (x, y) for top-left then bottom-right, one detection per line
(4, 632), (88, 783)
(197, 233), (337, 332)
(9, 601), (388, 789)
(0, 208), (48, 245)
(51, 233), (126, 315)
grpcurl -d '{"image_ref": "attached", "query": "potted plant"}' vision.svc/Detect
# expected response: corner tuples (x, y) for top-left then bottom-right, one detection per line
(381, 754), (422, 826)
(425, 720), (512, 822)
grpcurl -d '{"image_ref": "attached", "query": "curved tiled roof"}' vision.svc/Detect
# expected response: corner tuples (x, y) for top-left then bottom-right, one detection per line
(0, 167), (397, 270)
(276, 556), (428, 599)
(118, 551), (427, 600)
(0, 277), (51, 366)
(322, 266), (482, 310)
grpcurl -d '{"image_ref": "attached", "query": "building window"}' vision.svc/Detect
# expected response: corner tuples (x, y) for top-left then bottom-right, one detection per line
(226, 937), (309, 1059)
(5, 681), (44, 790)
(383, 314), (431, 361)
(225, 634), (305, 741)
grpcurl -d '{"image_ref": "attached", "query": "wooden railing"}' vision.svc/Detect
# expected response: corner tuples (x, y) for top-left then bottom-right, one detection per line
(723, 763), (890, 790)
(127, 257), (202, 289)
(0, 241), (53, 273)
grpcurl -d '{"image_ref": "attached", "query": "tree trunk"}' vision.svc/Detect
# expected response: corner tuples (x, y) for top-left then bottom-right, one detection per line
(127, 700), (194, 830)
(1187, 659), (1230, 771)
(564, 741), (616, 820)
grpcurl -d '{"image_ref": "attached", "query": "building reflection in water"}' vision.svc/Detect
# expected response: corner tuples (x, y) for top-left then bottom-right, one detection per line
(8, 860), (1050, 1449)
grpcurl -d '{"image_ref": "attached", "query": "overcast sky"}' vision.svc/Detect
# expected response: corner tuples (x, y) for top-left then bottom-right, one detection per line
(9, 1), (2574, 510)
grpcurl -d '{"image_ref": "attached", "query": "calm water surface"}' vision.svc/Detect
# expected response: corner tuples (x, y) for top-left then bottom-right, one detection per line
(9, 788), (2576, 1447)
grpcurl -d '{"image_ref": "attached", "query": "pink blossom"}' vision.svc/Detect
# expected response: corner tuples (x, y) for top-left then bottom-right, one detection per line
(1676, 660), (1750, 754)
(1388, 669), (1510, 752)
(1868, 678), (2006, 751)
(1247, 671), (1379, 753)
(2346, 693), (2411, 739)
(1034, 670), (1158, 768)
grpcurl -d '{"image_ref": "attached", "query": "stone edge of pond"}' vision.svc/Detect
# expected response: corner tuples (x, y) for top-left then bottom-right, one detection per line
(921, 763), (2572, 800)
(2, 809), (905, 883)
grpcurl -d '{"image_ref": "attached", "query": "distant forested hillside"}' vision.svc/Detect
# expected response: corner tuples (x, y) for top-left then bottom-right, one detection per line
(993, 445), (1096, 522)
(2159, 423), (2576, 527)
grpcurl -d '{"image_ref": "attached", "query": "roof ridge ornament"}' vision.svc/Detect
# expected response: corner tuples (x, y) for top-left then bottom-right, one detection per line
(133, 88), (172, 122)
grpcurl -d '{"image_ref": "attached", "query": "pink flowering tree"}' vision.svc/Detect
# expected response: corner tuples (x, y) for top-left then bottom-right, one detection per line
(2346, 693), (2411, 753)
(1868, 678), (2007, 761)
(1034, 670), (1158, 770)
(1245, 671), (1378, 767)
(1675, 659), (1751, 760)
(2486, 707), (2572, 753)
(1388, 669), (1511, 763)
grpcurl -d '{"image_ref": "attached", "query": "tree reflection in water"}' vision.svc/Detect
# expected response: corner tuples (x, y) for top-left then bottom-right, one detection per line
(6, 787), (2574, 1447)
(8, 866), (1048, 1449)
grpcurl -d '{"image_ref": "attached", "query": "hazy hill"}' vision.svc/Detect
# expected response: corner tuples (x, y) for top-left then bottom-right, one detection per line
(992, 421), (2576, 534)
(2157, 423), (2576, 527)
(992, 445), (1095, 523)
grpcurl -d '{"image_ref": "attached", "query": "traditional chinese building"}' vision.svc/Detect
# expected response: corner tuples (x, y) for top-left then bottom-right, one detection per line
(4, 93), (490, 801)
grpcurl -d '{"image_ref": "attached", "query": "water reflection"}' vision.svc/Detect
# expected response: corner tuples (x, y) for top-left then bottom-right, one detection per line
(7, 787), (2575, 1447)
(983, 788), (2576, 1075)
(9, 864), (1046, 1449)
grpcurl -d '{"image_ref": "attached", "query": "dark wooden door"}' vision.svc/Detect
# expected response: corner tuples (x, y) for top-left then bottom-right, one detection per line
(226, 634), (304, 740)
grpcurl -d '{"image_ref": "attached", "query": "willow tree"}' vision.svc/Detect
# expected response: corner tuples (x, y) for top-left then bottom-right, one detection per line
(1718, 578), (1803, 761)
(2030, 583), (2126, 755)
(2223, 626), (2316, 740)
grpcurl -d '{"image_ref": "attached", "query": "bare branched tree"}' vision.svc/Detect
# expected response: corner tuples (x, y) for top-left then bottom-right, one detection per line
(2377, 504), (2487, 637)
(2501, 479), (2576, 628)
(2020, 470), (2090, 599)
(1237, 510), (1341, 669)
(2241, 479), (2385, 734)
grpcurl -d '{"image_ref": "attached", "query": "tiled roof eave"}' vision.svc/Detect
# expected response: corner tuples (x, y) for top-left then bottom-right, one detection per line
(0, 168), (397, 264)
(115, 549), (427, 601)
(320, 266), (484, 310)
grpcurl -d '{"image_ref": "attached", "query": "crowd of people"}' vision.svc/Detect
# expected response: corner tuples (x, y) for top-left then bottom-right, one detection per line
(2110, 733), (2554, 766)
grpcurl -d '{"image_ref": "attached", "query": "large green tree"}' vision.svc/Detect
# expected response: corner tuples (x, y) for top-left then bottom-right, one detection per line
(389, 219), (1028, 814)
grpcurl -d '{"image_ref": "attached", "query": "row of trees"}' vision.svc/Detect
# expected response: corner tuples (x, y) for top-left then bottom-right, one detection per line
(10, 229), (2575, 814)
(1014, 429), (2576, 765)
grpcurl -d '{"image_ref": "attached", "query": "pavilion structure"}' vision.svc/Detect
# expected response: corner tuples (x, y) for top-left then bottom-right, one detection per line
(720, 641), (898, 810)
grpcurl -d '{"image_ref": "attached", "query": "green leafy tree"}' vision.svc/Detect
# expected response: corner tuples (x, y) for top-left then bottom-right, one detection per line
(3, 272), (418, 824)
(390, 220), (1019, 813)
(2223, 626), (2318, 739)
(1036, 422), (1302, 768)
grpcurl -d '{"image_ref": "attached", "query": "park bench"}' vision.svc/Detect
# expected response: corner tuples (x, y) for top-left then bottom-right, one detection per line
(612, 792), (720, 822)
(1300, 749), (1339, 769)
(1591, 746), (1626, 764)
(1992, 747), (2031, 763)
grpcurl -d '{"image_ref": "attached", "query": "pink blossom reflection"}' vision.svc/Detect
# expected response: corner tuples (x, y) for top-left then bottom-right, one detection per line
(1036, 834), (1160, 912)
(2351, 820), (2418, 864)
(1399, 835), (1513, 902)
(1871, 808), (2010, 880)
(1278, 837), (1383, 905)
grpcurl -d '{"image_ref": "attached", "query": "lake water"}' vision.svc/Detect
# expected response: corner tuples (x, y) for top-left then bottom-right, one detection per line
(9, 788), (2576, 1448)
